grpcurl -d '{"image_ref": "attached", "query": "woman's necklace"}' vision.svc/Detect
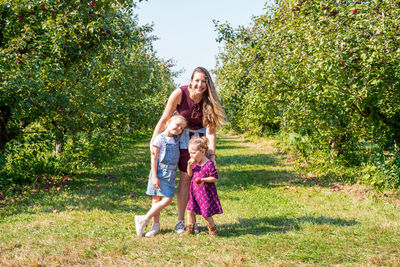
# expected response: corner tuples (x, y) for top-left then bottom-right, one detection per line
(188, 88), (203, 104)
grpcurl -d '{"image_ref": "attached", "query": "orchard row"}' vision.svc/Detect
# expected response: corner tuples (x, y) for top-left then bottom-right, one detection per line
(214, 0), (400, 188)
(0, 1), (173, 188)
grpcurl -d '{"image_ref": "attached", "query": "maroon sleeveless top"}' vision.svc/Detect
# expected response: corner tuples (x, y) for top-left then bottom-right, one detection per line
(177, 85), (204, 130)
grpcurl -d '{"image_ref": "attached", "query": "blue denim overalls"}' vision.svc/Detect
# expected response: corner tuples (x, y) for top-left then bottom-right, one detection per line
(146, 133), (180, 197)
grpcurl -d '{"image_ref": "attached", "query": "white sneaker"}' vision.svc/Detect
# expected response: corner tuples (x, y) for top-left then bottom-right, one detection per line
(174, 220), (185, 233)
(135, 215), (149, 237)
(145, 223), (160, 237)
(194, 222), (199, 234)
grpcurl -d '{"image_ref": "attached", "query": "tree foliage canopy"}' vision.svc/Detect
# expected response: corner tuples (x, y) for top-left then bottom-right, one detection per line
(0, 0), (176, 186)
(215, 0), (400, 187)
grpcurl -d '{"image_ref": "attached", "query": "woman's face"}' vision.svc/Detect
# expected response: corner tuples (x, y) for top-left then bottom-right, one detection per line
(190, 72), (208, 95)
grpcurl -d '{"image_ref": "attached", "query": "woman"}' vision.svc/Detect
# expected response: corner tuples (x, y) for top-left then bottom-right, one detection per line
(150, 66), (225, 233)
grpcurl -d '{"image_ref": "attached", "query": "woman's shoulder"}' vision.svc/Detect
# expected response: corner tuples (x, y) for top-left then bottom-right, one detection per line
(171, 88), (183, 97)
(167, 88), (183, 107)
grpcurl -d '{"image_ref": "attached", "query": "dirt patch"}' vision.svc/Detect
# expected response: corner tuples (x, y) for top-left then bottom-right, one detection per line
(342, 183), (400, 203)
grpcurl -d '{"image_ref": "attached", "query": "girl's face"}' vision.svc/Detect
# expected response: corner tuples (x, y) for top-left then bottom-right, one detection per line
(190, 72), (208, 95)
(188, 144), (206, 163)
(166, 119), (186, 136)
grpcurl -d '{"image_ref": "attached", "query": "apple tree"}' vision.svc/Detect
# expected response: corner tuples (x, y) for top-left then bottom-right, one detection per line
(215, 0), (400, 187)
(0, 0), (177, 185)
(0, 0), (173, 153)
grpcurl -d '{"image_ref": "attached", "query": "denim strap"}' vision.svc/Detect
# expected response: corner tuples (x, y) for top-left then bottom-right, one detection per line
(179, 127), (207, 149)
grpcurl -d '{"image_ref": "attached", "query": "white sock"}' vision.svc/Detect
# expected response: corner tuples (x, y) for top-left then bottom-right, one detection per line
(151, 222), (160, 231)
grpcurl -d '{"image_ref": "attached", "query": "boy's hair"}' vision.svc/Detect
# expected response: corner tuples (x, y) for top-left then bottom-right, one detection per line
(188, 136), (209, 152)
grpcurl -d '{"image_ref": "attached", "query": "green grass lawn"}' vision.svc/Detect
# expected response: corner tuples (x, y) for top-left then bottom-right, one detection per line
(1, 133), (400, 266)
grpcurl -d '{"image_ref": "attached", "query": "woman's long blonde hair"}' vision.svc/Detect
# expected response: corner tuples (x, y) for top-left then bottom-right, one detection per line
(189, 67), (226, 130)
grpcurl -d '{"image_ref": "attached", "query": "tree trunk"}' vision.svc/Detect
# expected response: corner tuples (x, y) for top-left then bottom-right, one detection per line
(0, 106), (11, 152)
(53, 130), (65, 157)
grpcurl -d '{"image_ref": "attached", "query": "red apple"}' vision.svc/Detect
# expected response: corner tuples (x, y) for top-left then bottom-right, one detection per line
(41, 4), (45, 10)
(195, 177), (202, 184)
(89, 1), (96, 7)
(352, 7), (357, 14)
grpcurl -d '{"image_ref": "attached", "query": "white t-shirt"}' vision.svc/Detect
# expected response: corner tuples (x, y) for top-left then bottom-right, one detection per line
(153, 132), (176, 161)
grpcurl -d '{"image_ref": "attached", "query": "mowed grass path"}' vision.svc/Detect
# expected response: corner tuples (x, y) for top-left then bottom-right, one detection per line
(1, 133), (400, 266)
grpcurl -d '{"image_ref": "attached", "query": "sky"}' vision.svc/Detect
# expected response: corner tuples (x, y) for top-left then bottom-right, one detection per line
(135, 0), (271, 86)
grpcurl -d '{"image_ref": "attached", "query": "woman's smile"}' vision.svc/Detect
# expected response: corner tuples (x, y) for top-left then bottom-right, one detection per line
(191, 72), (208, 96)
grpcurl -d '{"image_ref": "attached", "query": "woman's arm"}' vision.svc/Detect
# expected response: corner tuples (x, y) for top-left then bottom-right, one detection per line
(206, 127), (216, 164)
(150, 89), (182, 152)
(151, 145), (160, 188)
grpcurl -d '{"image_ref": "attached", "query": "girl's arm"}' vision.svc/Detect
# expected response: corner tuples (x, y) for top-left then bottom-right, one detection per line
(150, 89), (182, 153)
(151, 145), (160, 189)
(198, 162), (218, 184)
(187, 159), (194, 177)
(199, 176), (218, 183)
(206, 127), (216, 164)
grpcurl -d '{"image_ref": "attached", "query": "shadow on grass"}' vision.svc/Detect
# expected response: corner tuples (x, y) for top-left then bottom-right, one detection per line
(0, 140), (153, 218)
(217, 216), (359, 237)
(217, 144), (336, 192)
(218, 168), (294, 193)
(0, 133), (332, 219)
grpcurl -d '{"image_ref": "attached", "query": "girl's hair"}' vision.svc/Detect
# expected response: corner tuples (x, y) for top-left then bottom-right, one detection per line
(189, 67), (226, 131)
(164, 114), (187, 131)
(188, 136), (209, 152)
(169, 114), (187, 126)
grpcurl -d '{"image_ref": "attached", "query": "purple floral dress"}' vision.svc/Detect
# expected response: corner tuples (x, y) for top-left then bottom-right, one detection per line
(187, 161), (223, 218)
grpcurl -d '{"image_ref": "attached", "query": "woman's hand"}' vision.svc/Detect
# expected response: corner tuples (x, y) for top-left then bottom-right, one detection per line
(206, 127), (216, 165)
(150, 89), (182, 150)
(150, 142), (157, 155)
(209, 154), (216, 165)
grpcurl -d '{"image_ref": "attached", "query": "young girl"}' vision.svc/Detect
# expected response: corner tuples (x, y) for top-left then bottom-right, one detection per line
(135, 114), (187, 237)
(182, 136), (223, 237)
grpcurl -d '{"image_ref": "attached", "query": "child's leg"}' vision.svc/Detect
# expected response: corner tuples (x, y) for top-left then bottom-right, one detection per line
(186, 210), (196, 225)
(204, 216), (215, 228)
(145, 196), (172, 220)
(204, 216), (217, 236)
(151, 196), (161, 224)
(181, 210), (196, 236)
(136, 196), (172, 237)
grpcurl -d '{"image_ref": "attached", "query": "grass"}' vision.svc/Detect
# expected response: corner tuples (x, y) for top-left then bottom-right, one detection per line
(1, 132), (400, 266)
